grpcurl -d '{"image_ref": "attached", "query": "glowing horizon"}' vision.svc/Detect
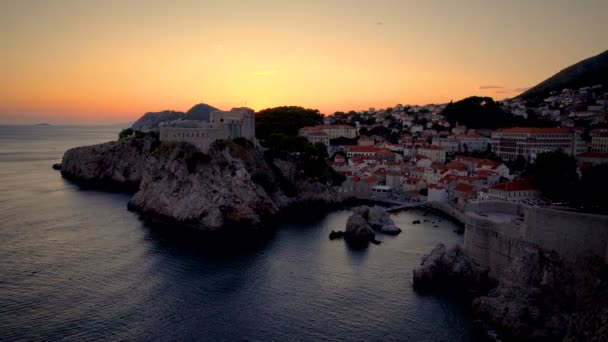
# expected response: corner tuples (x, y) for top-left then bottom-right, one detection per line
(1, 0), (607, 124)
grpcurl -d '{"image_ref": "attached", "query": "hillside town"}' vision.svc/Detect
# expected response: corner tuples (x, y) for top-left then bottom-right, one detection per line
(297, 84), (608, 207)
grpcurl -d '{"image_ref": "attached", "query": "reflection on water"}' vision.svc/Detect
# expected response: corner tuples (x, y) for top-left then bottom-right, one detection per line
(0, 125), (490, 341)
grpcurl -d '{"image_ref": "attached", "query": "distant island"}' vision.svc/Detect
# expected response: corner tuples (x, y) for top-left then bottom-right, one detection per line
(34, 123), (51, 126)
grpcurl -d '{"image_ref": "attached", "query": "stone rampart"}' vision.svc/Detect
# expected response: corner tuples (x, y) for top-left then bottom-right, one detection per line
(463, 201), (608, 280)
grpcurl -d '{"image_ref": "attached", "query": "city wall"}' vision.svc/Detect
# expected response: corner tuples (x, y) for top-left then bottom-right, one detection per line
(463, 201), (608, 279)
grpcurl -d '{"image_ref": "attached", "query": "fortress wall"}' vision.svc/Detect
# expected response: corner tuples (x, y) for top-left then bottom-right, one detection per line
(522, 206), (608, 263)
(464, 202), (608, 280)
(466, 200), (524, 216)
(464, 213), (534, 279)
(425, 201), (468, 223)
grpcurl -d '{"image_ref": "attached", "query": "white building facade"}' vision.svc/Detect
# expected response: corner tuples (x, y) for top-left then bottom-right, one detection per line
(159, 107), (255, 153)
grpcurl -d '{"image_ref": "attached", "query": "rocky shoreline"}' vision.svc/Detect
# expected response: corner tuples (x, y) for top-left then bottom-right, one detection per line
(60, 135), (346, 231)
(413, 244), (608, 341)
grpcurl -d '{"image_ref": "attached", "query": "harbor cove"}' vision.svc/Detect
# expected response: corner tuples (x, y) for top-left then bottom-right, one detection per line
(0, 126), (489, 341)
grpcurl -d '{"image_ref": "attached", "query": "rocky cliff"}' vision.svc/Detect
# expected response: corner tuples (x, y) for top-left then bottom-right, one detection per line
(61, 136), (344, 230)
(412, 243), (490, 292)
(61, 136), (159, 189)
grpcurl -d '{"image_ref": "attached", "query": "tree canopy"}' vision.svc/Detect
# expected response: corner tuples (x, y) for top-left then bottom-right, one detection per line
(255, 106), (323, 140)
(531, 150), (579, 202)
(579, 164), (608, 211)
(442, 96), (512, 129)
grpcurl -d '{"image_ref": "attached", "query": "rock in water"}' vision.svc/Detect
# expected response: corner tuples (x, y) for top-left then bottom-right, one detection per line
(353, 205), (402, 235)
(367, 206), (394, 229)
(329, 231), (344, 240)
(380, 224), (402, 235)
(412, 243), (489, 291)
(344, 213), (375, 247)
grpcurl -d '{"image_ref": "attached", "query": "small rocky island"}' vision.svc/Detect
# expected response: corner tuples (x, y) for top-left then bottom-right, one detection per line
(60, 133), (345, 231)
(329, 206), (402, 247)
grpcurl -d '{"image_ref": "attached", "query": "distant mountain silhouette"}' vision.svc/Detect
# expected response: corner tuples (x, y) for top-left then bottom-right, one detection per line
(131, 103), (219, 131)
(518, 50), (608, 100)
(185, 103), (218, 121)
(131, 110), (185, 132)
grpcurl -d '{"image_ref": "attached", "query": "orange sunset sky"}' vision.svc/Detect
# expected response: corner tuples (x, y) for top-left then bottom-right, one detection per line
(1, 0), (607, 124)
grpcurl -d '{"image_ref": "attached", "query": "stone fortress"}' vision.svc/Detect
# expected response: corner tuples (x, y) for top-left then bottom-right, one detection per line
(159, 107), (255, 153)
(461, 201), (608, 279)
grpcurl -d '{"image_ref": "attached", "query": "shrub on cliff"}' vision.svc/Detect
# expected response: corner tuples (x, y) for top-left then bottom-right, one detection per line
(119, 128), (134, 139)
(233, 137), (254, 148)
(251, 171), (276, 194)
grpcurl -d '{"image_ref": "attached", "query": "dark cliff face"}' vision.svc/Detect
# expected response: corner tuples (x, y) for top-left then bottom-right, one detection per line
(564, 265), (608, 342)
(60, 136), (158, 190)
(60, 137), (343, 230)
(471, 249), (607, 342)
(518, 50), (608, 100)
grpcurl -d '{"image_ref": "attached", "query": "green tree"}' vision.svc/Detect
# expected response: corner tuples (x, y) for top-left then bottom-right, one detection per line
(255, 106), (323, 141)
(579, 164), (608, 212)
(330, 136), (358, 146)
(119, 128), (134, 139)
(532, 150), (579, 202)
(312, 142), (329, 159)
(442, 96), (512, 129)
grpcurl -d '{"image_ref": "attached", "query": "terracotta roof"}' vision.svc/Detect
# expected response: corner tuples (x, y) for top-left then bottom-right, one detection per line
(376, 149), (394, 156)
(346, 146), (381, 153)
(453, 133), (485, 139)
(495, 127), (571, 134)
(373, 168), (387, 175)
(455, 183), (474, 193)
(446, 160), (468, 171)
(476, 170), (497, 176)
(364, 177), (379, 184)
(577, 152), (608, 159)
(418, 144), (446, 151)
(301, 125), (355, 131)
(429, 183), (445, 190)
(438, 174), (459, 184)
(489, 180), (537, 191)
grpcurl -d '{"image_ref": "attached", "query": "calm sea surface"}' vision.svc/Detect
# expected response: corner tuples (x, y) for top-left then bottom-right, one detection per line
(0, 125), (489, 341)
